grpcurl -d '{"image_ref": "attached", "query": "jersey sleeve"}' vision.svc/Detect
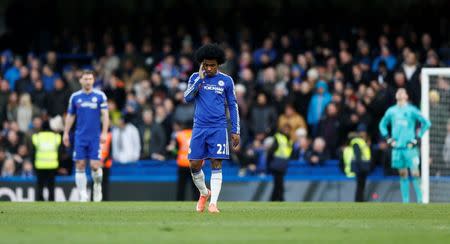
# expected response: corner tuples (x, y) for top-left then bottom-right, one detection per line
(183, 73), (202, 103)
(67, 93), (77, 115)
(379, 108), (392, 138)
(411, 106), (431, 138)
(99, 91), (108, 110)
(225, 77), (240, 134)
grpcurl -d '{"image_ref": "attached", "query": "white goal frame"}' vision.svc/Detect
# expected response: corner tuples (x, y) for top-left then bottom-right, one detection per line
(420, 68), (450, 204)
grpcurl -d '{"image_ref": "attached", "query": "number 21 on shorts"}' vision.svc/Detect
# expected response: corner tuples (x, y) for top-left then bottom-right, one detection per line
(217, 144), (228, 155)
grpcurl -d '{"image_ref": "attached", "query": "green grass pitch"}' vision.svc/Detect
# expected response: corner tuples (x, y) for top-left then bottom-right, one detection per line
(0, 202), (449, 243)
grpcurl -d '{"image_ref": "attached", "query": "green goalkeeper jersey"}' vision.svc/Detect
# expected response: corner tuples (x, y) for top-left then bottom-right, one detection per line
(379, 103), (431, 148)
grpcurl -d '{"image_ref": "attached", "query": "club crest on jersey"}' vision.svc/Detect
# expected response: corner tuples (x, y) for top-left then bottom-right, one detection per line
(92, 97), (98, 103)
(218, 80), (225, 86)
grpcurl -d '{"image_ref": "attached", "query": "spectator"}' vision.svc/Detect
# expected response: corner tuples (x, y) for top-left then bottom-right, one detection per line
(272, 83), (289, 116)
(372, 46), (397, 72)
(277, 103), (307, 141)
(253, 37), (277, 68)
(154, 105), (172, 140)
(31, 79), (47, 111)
(306, 137), (329, 166)
(15, 66), (32, 94)
(6, 92), (19, 122)
(399, 51), (421, 106)
(249, 92), (277, 136)
(291, 128), (310, 162)
(46, 78), (70, 117)
(103, 45), (120, 82)
(42, 65), (60, 92)
(1, 158), (15, 177)
(0, 80), (10, 125)
(307, 80), (332, 136)
(290, 81), (312, 117)
(318, 103), (342, 158)
(139, 109), (167, 160)
(4, 57), (22, 90)
(104, 72), (126, 110)
(156, 55), (180, 86)
(112, 115), (141, 163)
(240, 132), (267, 176)
(16, 93), (39, 132)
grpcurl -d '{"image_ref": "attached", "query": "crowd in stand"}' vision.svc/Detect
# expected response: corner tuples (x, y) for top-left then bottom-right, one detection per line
(1, 24), (449, 177)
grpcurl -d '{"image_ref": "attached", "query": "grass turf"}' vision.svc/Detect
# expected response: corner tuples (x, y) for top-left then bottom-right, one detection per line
(0, 202), (449, 243)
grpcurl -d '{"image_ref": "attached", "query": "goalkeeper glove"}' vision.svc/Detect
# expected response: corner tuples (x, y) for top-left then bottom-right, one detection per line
(407, 138), (419, 149)
(386, 137), (396, 147)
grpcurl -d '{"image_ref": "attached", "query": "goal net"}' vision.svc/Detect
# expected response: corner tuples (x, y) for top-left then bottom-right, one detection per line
(421, 68), (450, 203)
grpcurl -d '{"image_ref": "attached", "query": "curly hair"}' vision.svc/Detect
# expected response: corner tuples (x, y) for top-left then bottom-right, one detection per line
(194, 43), (225, 65)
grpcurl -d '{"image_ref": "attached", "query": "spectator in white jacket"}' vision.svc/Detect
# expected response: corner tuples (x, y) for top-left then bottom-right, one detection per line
(112, 115), (141, 163)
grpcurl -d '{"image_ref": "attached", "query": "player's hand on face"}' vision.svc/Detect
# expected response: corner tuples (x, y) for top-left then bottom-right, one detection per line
(231, 133), (240, 150)
(199, 63), (205, 79)
(63, 132), (70, 147)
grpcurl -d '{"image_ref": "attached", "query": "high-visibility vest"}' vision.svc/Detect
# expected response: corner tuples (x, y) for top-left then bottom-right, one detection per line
(32, 131), (61, 170)
(343, 137), (371, 177)
(176, 129), (192, 167)
(101, 132), (112, 168)
(274, 132), (293, 159)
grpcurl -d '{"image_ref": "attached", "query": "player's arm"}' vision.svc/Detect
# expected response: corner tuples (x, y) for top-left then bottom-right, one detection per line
(412, 107), (431, 138)
(184, 64), (204, 103)
(379, 109), (395, 146)
(100, 94), (110, 144)
(63, 94), (77, 147)
(225, 77), (240, 149)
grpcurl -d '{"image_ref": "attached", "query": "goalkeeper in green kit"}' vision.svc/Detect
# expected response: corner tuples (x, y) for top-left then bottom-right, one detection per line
(379, 88), (431, 203)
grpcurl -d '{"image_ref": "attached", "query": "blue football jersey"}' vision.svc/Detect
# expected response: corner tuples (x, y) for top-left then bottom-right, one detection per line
(68, 89), (108, 140)
(184, 71), (240, 134)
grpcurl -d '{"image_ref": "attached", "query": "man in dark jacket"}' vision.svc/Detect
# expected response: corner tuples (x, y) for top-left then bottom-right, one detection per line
(46, 78), (70, 117)
(138, 109), (167, 160)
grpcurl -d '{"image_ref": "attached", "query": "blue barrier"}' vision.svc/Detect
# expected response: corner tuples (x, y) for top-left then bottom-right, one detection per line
(2, 159), (449, 183)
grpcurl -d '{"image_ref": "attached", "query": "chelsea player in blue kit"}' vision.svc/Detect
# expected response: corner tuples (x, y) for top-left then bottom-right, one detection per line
(63, 70), (110, 202)
(379, 88), (431, 203)
(184, 44), (240, 213)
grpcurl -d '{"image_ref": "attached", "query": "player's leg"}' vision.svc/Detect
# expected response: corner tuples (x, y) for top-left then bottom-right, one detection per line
(89, 139), (103, 202)
(190, 159), (210, 212)
(74, 140), (89, 201)
(393, 149), (410, 203)
(208, 159), (222, 213)
(75, 160), (88, 201)
(398, 168), (410, 203)
(90, 160), (103, 202)
(188, 127), (210, 209)
(206, 128), (229, 213)
(409, 149), (422, 203)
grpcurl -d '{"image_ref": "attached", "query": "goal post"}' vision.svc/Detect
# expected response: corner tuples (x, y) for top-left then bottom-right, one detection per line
(421, 68), (450, 204)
